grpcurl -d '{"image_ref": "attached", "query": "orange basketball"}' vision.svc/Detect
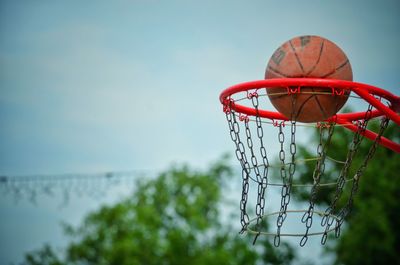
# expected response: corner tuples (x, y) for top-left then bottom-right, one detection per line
(265, 35), (352, 123)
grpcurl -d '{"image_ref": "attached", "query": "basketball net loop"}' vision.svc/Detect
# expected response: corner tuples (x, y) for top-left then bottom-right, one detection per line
(331, 87), (346, 96)
(272, 120), (286, 127)
(316, 122), (332, 129)
(222, 97), (235, 114)
(246, 90), (259, 99)
(239, 114), (249, 123)
(287, 86), (301, 94)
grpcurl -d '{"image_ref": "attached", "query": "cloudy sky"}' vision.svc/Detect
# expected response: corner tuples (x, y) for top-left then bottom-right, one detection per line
(0, 0), (399, 263)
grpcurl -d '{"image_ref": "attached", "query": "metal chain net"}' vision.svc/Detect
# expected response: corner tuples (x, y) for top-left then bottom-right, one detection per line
(223, 91), (391, 247)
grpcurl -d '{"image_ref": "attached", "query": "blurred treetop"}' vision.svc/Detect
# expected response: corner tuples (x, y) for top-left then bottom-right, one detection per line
(23, 156), (294, 265)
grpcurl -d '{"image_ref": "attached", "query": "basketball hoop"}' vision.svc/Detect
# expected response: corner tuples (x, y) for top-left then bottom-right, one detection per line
(219, 78), (400, 246)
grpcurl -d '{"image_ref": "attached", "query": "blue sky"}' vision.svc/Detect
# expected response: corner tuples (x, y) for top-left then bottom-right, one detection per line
(0, 0), (399, 263)
(1, 0), (399, 176)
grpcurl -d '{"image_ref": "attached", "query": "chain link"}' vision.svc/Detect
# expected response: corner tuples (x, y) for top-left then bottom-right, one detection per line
(334, 116), (389, 237)
(225, 92), (272, 243)
(274, 124), (286, 246)
(223, 92), (390, 247)
(250, 93), (271, 244)
(300, 123), (334, 246)
(226, 110), (251, 233)
(274, 121), (296, 246)
(320, 104), (387, 244)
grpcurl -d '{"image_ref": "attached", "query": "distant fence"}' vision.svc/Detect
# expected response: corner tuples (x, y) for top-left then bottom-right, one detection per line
(0, 171), (146, 206)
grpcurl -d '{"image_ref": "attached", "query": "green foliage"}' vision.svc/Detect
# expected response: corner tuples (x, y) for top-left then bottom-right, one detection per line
(293, 120), (400, 265)
(22, 245), (63, 265)
(23, 155), (294, 265)
(333, 122), (400, 265)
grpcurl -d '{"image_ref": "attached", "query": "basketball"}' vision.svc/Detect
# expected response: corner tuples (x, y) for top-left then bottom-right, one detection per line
(265, 35), (353, 123)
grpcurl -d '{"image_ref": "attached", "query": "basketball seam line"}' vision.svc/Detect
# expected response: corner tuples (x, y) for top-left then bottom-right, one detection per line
(294, 94), (315, 120)
(306, 40), (325, 76)
(312, 89), (329, 119)
(268, 59), (350, 79)
(266, 66), (291, 78)
(289, 40), (305, 75)
(322, 60), (350, 78)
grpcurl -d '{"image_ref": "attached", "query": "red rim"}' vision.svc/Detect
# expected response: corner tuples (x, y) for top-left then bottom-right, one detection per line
(220, 78), (400, 152)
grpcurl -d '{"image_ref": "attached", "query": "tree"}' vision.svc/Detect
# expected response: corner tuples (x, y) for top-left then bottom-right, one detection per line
(332, 122), (400, 265)
(294, 120), (400, 265)
(22, 245), (62, 265)
(23, 156), (294, 265)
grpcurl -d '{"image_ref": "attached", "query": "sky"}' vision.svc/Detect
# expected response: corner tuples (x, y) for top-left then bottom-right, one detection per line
(0, 0), (399, 264)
